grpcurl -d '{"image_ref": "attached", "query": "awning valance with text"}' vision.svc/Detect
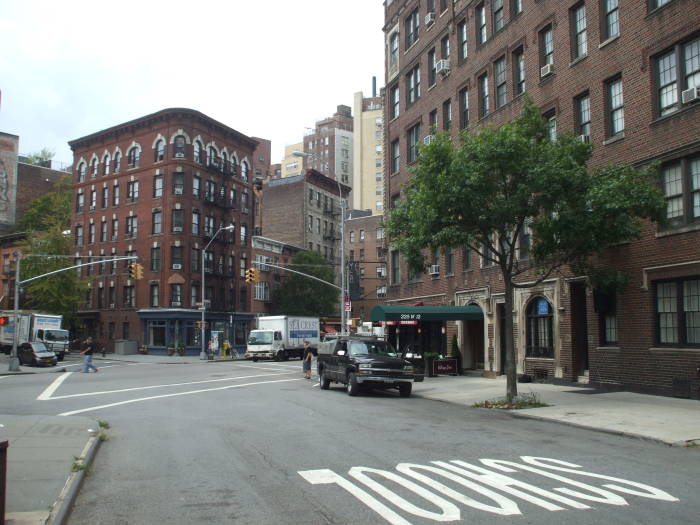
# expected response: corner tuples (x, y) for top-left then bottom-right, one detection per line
(370, 305), (484, 322)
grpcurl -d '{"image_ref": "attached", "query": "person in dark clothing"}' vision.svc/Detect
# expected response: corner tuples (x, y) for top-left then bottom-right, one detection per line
(302, 341), (313, 379)
(81, 336), (98, 373)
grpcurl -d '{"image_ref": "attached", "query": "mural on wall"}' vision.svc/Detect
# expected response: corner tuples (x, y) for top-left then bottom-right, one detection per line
(0, 133), (18, 232)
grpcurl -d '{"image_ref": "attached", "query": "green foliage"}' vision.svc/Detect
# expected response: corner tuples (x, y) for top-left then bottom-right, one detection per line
(23, 148), (55, 166)
(472, 392), (549, 409)
(21, 227), (87, 328)
(16, 175), (72, 232)
(272, 250), (338, 316)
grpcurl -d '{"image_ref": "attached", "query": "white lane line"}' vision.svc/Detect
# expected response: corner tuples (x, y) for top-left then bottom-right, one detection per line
(44, 371), (294, 400)
(37, 372), (73, 400)
(58, 377), (302, 416)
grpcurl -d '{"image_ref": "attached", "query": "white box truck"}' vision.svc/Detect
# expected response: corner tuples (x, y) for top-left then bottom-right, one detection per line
(0, 311), (71, 361)
(245, 316), (320, 361)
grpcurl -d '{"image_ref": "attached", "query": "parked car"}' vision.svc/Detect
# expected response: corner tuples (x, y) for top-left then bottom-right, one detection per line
(18, 341), (57, 367)
(316, 335), (423, 397)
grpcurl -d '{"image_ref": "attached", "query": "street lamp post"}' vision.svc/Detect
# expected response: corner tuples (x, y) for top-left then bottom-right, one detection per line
(200, 224), (235, 360)
(293, 151), (346, 335)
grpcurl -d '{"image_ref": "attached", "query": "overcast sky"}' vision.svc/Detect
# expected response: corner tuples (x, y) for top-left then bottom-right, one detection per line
(0, 0), (385, 167)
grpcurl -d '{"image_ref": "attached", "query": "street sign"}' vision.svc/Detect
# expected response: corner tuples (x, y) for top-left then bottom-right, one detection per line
(344, 300), (352, 312)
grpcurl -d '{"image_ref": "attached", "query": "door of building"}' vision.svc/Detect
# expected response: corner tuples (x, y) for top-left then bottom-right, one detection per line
(571, 282), (589, 377)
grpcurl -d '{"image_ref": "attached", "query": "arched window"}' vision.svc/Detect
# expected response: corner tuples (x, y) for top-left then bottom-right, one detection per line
(154, 139), (165, 162)
(77, 162), (86, 182)
(231, 156), (238, 176)
(208, 146), (219, 168)
(102, 154), (111, 175)
(526, 297), (554, 358)
(91, 158), (99, 177)
(174, 136), (186, 158)
(127, 147), (140, 168)
(221, 152), (228, 173)
(113, 151), (121, 173)
(241, 160), (249, 181)
(193, 141), (203, 164)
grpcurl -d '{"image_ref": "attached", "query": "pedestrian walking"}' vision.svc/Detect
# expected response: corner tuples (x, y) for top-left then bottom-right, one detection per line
(302, 341), (313, 379)
(81, 336), (98, 373)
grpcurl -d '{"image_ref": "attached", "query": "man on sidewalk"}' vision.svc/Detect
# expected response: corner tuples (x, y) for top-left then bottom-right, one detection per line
(80, 337), (98, 373)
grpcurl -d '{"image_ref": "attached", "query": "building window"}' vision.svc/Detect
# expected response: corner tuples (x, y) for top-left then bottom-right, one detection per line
(127, 147), (140, 169)
(111, 218), (118, 240)
(391, 139), (400, 174)
(457, 20), (468, 62)
(479, 73), (489, 118)
(513, 47), (525, 95)
(512, 0), (523, 16)
(241, 161), (249, 181)
(429, 109), (438, 131)
(193, 141), (203, 164)
(576, 93), (591, 139)
(75, 225), (83, 246)
(389, 32), (399, 68)
(125, 216), (138, 238)
(153, 174), (163, 198)
(127, 180), (139, 201)
(495, 56), (507, 108)
(172, 209), (184, 232)
(100, 220), (107, 242)
(595, 289), (617, 345)
(123, 285), (135, 308)
(526, 297), (554, 357)
(407, 123), (421, 164)
(476, 4), (487, 45)
(171, 246), (183, 269)
(445, 248), (455, 275)
(91, 158), (98, 178)
(113, 152), (121, 173)
(88, 223), (95, 244)
(77, 162), (86, 183)
(102, 154), (110, 175)
(428, 48), (437, 86)
(193, 176), (201, 198)
(171, 284), (183, 307)
(101, 187), (108, 208)
(406, 64), (421, 105)
(493, 0), (504, 32)
(150, 284), (159, 307)
(442, 99), (452, 130)
(151, 246), (161, 271)
(405, 8), (419, 49)
(113, 184), (120, 206)
(441, 35), (450, 60)
(459, 88), (470, 129)
(76, 191), (84, 212)
(519, 220), (531, 260)
(661, 156), (700, 226)
(192, 209), (200, 235)
(655, 37), (700, 117)
(544, 110), (557, 141)
(154, 139), (165, 162)
(152, 210), (163, 234)
(389, 84), (400, 119)
(606, 76), (624, 137)
(174, 135), (186, 157)
(602, 0), (619, 41)
(254, 281), (269, 301)
(571, 3), (588, 60)
(390, 251), (400, 285)
(540, 25), (554, 68)
(655, 278), (700, 346)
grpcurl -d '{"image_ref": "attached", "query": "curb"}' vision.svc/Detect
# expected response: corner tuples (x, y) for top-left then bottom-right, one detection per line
(46, 432), (103, 525)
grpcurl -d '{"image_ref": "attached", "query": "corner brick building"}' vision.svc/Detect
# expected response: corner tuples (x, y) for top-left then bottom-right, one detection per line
(69, 108), (263, 354)
(382, 0), (700, 396)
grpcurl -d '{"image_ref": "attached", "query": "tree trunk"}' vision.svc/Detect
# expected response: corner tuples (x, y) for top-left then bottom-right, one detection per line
(504, 280), (518, 401)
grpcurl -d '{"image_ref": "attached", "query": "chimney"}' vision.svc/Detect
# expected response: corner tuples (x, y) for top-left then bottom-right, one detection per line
(372, 76), (377, 98)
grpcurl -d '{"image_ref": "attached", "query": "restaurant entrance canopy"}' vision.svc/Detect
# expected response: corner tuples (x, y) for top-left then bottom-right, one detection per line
(370, 305), (483, 322)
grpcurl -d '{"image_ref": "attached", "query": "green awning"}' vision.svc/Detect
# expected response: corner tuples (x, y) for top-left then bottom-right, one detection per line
(370, 305), (484, 322)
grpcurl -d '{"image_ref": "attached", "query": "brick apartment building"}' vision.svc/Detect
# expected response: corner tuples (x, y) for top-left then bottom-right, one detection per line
(346, 212), (386, 325)
(69, 108), (265, 354)
(382, 0), (700, 396)
(250, 235), (303, 314)
(302, 105), (354, 186)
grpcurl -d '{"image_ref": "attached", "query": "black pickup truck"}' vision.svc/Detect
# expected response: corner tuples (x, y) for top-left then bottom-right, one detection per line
(316, 335), (423, 397)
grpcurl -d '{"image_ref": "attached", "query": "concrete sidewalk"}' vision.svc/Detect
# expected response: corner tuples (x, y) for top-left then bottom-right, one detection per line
(2, 355), (699, 525)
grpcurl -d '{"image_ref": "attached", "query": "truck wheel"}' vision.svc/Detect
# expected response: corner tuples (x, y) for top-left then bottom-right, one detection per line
(346, 372), (360, 396)
(57, 354), (64, 362)
(399, 383), (412, 397)
(276, 350), (285, 361)
(319, 369), (331, 390)
(252, 357), (259, 362)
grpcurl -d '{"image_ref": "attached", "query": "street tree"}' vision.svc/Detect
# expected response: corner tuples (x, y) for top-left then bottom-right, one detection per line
(272, 250), (338, 317)
(16, 175), (71, 232)
(23, 147), (55, 166)
(386, 99), (665, 401)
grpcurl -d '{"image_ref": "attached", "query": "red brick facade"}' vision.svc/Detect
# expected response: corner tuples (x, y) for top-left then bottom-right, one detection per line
(383, 0), (700, 396)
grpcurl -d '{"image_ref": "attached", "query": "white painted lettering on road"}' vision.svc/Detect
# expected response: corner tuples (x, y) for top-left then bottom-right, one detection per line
(298, 456), (679, 524)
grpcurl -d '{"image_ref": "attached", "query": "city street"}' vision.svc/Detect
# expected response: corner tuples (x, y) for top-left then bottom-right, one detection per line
(1, 358), (698, 524)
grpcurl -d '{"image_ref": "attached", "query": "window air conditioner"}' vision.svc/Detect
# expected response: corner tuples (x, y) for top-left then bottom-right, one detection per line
(578, 134), (590, 143)
(436, 59), (451, 76)
(429, 264), (440, 275)
(681, 86), (700, 104)
(425, 12), (435, 25)
(173, 226), (183, 232)
(109, 303), (115, 309)
(174, 152), (185, 158)
(89, 205), (96, 211)
(540, 63), (554, 78)
(172, 263), (182, 270)
(171, 301), (181, 307)
(423, 135), (436, 146)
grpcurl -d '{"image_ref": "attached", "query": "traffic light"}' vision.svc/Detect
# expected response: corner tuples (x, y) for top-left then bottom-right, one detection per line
(251, 268), (260, 283)
(134, 263), (144, 280)
(245, 268), (255, 283)
(128, 263), (136, 279)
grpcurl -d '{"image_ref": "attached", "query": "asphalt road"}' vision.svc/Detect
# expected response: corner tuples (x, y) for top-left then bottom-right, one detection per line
(3, 358), (699, 524)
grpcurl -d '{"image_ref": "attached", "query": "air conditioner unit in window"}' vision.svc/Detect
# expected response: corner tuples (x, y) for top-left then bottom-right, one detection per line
(173, 226), (183, 232)
(540, 63), (554, 78)
(429, 264), (440, 275)
(425, 12), (435, 25)
(89, 205), (96, 211)
(109, 303), (115, 309)
(578, 134), (590, 143)
(174, 153), (185, 158)
(423, 135), (436, 146)
(436, 59), (451, 76)
(171, 301), (181, 307)
(172, 263), (182, 270)
(681, 86), (700, 104)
